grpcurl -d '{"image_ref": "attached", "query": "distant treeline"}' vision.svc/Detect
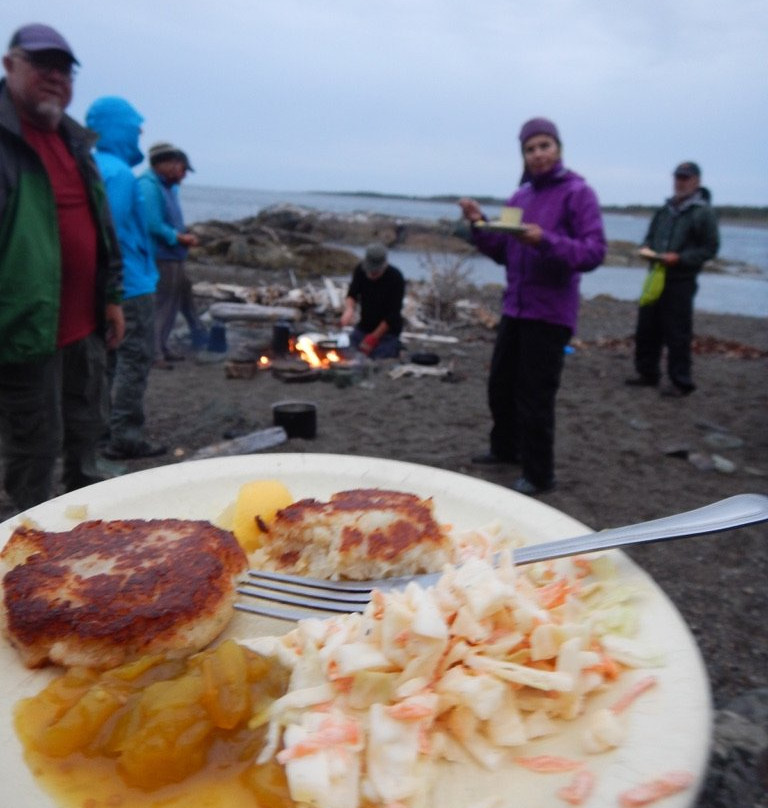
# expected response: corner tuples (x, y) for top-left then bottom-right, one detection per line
(316, 191), (767, 226)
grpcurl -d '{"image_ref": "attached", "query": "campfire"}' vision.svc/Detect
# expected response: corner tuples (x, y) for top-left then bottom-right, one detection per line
(261, 331), (359, 383)
(293, 335), (344, 369)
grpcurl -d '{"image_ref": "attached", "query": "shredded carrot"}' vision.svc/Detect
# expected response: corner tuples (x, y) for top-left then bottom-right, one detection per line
(572, 557), (592, 578)
(276, 717), (361, 763)
(371, 589), (386, 619)
(386, 700), (434, 720)
(610, 675), (658, 714)
(557, 769), (596, 804)
(394, 629), (412, 646)
(514, 755), (584, 773)
(332, 676), (354, 692)
(618, 770), (694, 806)
(585, 652), (621, 680)
(536, 578), (572, 609)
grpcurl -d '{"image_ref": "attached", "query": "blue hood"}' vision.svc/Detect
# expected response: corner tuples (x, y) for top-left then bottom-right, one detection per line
(86, 96), (144, 168)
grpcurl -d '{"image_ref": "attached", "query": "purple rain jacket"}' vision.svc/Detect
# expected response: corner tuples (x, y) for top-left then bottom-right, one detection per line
(472, 162), (606, 333)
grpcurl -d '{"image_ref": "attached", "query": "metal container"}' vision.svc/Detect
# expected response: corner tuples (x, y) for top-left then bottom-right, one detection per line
(272, 321), (292, 356)
(272, 400), (317, 439)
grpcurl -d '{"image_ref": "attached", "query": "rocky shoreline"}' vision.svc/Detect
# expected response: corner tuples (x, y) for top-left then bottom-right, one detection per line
(186, 203), (760, 281)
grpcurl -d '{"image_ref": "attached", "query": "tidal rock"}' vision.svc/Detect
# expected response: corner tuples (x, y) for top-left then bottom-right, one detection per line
(698, 688), (768, 808)
(688, 452), (715, 471)
(711, 454), (737, 474)
(704, 432), (744, 450)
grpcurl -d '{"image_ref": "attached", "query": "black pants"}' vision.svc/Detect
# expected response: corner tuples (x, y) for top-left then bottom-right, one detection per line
(487, 317), (570, 488)
(633, 278), (697, 390)
(0, 334), (108, 511)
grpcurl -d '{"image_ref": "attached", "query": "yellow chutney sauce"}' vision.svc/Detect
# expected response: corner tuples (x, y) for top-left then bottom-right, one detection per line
(14, 641), (293, 808)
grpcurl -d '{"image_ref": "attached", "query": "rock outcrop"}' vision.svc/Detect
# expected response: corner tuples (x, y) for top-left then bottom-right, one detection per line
(188, 202), (738, 278)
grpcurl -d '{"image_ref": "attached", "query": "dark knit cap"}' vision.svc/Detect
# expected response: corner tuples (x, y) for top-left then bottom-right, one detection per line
(518, 117), (561, 147)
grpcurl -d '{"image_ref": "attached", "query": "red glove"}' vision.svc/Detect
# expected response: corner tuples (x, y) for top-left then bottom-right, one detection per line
(360, 334), (380, 356)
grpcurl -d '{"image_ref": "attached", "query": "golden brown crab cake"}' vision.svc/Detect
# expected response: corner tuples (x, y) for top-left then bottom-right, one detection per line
(260, 488), (452, 580)
(0, 519), (247, 669)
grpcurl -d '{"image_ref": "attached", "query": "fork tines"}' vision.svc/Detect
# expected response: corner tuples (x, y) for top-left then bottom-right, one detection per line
(236, 568), (442, 622)
(236, 572), (370, 622)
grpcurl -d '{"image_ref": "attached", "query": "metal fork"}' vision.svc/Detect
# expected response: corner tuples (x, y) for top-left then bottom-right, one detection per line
(236, 493), (768, 622)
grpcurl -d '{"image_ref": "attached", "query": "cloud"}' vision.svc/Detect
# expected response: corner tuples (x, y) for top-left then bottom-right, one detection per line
(4, 0), (767, 203)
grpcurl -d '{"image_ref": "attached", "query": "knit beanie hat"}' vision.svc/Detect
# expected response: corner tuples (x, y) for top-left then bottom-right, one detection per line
(518, 117), (561, 147)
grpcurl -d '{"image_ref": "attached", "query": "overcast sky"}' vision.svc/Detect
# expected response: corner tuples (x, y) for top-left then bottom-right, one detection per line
(3, 1), (767, 205)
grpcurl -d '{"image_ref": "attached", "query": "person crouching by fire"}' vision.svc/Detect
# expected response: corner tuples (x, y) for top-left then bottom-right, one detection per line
(340, 243), (405, 359)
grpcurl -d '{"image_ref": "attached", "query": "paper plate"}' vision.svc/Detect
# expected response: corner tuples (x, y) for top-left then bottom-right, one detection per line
(0, 454), (711, 807)
(474, 220), (528, 233)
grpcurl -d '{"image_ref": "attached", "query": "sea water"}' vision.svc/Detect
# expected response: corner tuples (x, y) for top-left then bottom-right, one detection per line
(181, 186), (768, 317)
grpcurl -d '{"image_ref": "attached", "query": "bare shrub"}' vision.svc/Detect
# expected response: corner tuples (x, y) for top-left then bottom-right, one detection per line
(419, 253), (474, 323)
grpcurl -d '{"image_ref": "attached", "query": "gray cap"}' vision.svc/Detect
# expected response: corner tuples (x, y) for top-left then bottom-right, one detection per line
(9, 23), (79, 65)
(363, 242), (388, 274)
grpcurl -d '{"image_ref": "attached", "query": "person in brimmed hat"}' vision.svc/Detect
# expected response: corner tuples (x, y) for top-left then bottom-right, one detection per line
(0, 24), (124, 511)
(626, 161), (719, 397)
(138, 141), (204, 364)
(340, 243), (405, 358)
(86, 96), (167, 461)
(458, 116), (605, 496)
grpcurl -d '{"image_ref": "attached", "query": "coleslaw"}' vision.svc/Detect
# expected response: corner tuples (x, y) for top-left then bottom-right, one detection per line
(244, 531), (667, 808)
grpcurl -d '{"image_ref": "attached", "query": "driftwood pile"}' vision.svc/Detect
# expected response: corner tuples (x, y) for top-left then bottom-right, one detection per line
(191, 276), (499, 336)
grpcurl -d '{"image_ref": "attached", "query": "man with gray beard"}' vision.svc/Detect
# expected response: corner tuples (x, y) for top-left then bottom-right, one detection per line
(0, 23), (124, 513)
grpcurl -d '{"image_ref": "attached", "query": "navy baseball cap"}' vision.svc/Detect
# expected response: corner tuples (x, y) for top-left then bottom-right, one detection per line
(673, 161), (701, 178)
(8, 23), (79, 65)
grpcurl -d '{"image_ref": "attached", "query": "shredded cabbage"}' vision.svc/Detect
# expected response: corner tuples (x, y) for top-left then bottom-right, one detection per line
(245, 542), (662, 808)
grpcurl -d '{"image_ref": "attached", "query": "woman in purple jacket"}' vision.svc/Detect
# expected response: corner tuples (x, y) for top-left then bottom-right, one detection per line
(459, 117), (605, 495)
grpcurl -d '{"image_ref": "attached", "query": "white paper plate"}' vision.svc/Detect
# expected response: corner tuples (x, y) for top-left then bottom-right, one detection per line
(475, 220), (528, 234)
(0, 454), (711, 807)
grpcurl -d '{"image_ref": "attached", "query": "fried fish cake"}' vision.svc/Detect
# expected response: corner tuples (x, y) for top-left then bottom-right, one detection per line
(0, 519), (247, 669)
(260, 488), (452, 580)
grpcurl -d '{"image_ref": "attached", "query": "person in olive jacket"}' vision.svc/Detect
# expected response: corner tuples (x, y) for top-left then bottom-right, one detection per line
(0, 24), (124, 513)
(626, 161), (720, 397)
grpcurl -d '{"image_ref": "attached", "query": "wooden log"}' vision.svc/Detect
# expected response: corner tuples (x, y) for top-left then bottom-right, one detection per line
(208, 302), (300, 322)
(189, 426), (288, 460)
(388, 363), (454, 379)
(400, 331), (460, 344)
(323, 276), (342, 310)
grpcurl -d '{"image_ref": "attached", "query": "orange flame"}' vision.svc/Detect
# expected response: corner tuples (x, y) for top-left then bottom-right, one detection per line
(295, 335), (323, 367)
(294, 336), (342, 369)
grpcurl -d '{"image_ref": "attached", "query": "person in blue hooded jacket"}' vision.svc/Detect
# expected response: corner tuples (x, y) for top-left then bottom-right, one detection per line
(85, 96), (167, 460)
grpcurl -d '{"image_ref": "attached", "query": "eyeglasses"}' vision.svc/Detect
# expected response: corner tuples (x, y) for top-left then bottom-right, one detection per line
(13, 50), (77, 80)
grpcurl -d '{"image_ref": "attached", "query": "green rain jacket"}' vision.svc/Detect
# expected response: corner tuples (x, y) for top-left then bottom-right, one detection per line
(0, 79), (123, 365)
(642, 188), (719, 282)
